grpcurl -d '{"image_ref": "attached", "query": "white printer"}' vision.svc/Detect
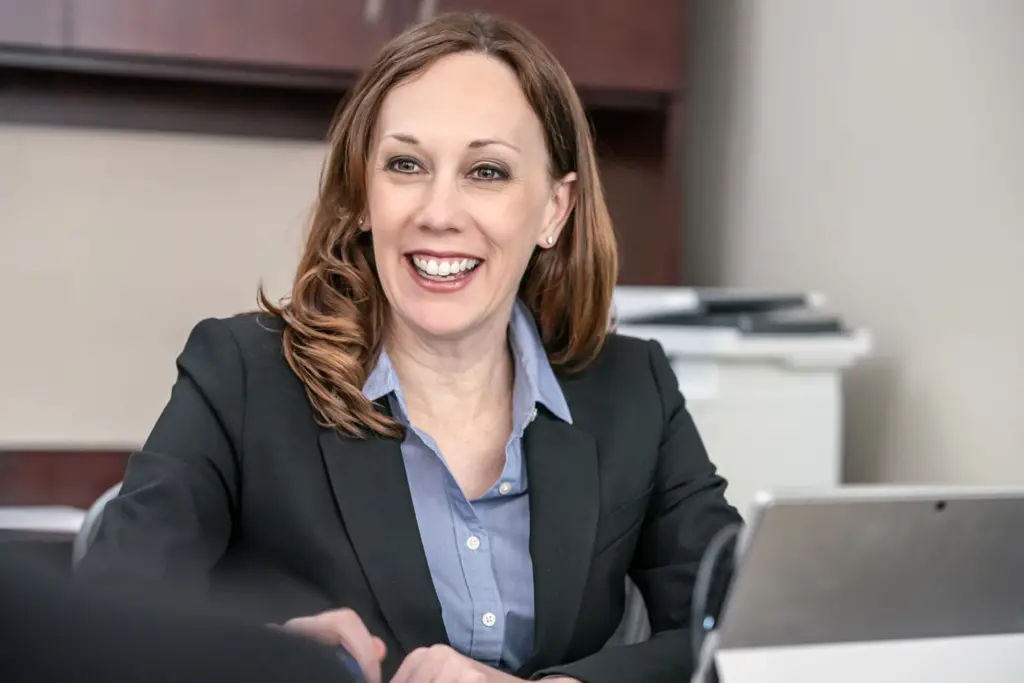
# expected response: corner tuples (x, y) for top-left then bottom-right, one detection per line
(613, 286), (871, 518)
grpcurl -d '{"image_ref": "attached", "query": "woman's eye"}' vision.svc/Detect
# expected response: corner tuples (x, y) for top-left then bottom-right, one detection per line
(470, 165), (508, 182)
(387, 157), (421, 174)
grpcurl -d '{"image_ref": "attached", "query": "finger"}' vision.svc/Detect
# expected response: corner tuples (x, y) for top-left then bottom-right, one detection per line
(435, 656), (468, 683)
(432, 651), (484, 683)
(390, 647), (428, 683)
(413, 647), (450, 683)
(458, 669), (486, 683)
(282, 617), (339, 646)
(372, 636), (387, 661)
(331, 610), (382, 683)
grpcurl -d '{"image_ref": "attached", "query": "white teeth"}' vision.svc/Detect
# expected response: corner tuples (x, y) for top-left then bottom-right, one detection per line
(411, 255), (480, 279)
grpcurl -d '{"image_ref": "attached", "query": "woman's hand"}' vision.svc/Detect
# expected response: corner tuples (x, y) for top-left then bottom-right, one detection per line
(391, 645), (510, 683)
(391, 644), (584, 683)
(282, 608), (387, 683)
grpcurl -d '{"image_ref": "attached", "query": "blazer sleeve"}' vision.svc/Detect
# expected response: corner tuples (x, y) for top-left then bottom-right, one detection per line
(534, 340), (743, 683)
(76, 318), (244, 594)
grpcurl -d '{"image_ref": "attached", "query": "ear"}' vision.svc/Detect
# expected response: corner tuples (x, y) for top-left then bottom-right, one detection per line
(538, 172), (577, 248)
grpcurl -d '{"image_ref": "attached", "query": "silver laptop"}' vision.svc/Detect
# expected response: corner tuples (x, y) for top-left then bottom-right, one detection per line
(713, 487), (1024, 683)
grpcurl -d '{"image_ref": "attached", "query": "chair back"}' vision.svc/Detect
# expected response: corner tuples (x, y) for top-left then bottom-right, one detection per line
(606, 576), (652, 646)
(71, 482), (122, 566)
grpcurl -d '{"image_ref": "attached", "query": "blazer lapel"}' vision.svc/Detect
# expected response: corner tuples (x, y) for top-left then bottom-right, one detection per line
(319, 416), (449, 655)
(522, 406), (600, 672)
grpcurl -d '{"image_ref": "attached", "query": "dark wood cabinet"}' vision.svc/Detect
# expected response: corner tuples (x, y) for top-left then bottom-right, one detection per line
(0, 0), (66, 48)
(55, 0), (685, 93)
(422, 0), (686, 92)
(69, 0), (400, 73)
(0, 0), (691, 287)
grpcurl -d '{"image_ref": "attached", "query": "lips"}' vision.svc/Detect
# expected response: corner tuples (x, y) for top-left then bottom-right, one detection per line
(408, 253), (482, 280)
(404, 252), (483, 293)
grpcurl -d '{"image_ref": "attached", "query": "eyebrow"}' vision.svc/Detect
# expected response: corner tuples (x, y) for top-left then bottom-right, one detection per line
(385, 133), (519, 153)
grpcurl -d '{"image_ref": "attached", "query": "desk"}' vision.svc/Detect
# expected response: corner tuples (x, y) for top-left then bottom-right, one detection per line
(0, 506), (85, 535)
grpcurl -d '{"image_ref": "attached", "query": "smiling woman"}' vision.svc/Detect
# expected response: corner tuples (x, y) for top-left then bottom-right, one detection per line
(260, 14), (618, 439)
(76, 11), (741, 683)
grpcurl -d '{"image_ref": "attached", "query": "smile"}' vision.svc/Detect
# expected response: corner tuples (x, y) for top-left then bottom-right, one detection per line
(409, 254), (481, 281)
(405, 252), (484, 293)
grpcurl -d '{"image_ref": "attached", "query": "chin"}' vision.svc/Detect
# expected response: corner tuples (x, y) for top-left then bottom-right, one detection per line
(396, 297), (486, 341)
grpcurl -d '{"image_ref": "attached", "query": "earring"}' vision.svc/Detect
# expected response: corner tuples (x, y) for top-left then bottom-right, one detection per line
(545, 235), (554, 245)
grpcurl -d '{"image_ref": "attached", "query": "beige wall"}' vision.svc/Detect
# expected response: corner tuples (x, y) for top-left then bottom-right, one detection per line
(2, 0), (1021, 484)
(684, 0), (1024, 483)
(0, 124), (324, 447)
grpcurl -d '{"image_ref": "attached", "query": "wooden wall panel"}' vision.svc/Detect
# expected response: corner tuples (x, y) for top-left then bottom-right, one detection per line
(0, 450), (130, 508)
(70, 0), (398, 73)
(0, 0), (66, 48)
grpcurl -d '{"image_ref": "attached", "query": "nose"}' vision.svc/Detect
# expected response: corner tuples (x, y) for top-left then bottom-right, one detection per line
(417, 174), (465, 233)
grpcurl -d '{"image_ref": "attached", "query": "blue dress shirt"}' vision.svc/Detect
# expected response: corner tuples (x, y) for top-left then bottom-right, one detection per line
(362, 300), (572, 672)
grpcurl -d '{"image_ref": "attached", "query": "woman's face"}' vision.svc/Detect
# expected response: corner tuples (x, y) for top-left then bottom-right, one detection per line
(366, 52), (575, 344)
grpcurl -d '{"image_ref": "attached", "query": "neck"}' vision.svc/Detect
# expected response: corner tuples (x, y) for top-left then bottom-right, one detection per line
(385, 310), (514, 426)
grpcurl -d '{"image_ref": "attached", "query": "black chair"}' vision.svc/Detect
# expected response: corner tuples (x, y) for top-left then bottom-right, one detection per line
(606, 576), (652, 646)
(71, 482), (121, 566)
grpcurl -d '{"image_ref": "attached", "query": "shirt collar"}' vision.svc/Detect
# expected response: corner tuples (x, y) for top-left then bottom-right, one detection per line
(362, 299), (572, 425)
(507, 299), (572, 424)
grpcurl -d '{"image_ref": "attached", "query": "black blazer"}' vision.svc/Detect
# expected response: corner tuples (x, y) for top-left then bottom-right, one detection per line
(78, 313), (741, 683)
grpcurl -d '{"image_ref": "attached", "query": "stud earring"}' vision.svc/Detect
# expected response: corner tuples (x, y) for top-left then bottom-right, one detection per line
(545, 235), (554, 245)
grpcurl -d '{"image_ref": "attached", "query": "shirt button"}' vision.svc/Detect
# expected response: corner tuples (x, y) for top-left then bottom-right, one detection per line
(482, 612), (497, 627)
(528, 406), (538, 423)
(466, 536), (481, 551)
(498, 481), (513, 495)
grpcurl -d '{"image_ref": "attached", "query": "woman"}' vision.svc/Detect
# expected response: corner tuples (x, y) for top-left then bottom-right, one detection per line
(78, 11), (741, 683)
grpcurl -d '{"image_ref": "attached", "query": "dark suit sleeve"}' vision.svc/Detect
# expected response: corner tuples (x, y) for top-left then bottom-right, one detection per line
(2, 546), (356, 683)
(76, 318), (243, 592)
(534, 340), (743, 683)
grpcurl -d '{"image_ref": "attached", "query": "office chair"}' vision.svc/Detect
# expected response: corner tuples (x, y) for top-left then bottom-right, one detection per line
(607, 576), (652, 646)
(70, 481), (652, 644)
(71, 481), (121, 566)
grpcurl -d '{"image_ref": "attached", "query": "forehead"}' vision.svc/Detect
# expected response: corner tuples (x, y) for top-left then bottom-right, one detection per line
(376, 52), (543, 148)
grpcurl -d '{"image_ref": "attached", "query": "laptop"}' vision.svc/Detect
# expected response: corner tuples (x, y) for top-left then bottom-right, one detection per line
(712, 487), (1024, 683)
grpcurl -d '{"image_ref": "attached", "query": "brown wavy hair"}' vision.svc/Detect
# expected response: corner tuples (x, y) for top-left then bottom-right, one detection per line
(260, 11), (619, 438)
